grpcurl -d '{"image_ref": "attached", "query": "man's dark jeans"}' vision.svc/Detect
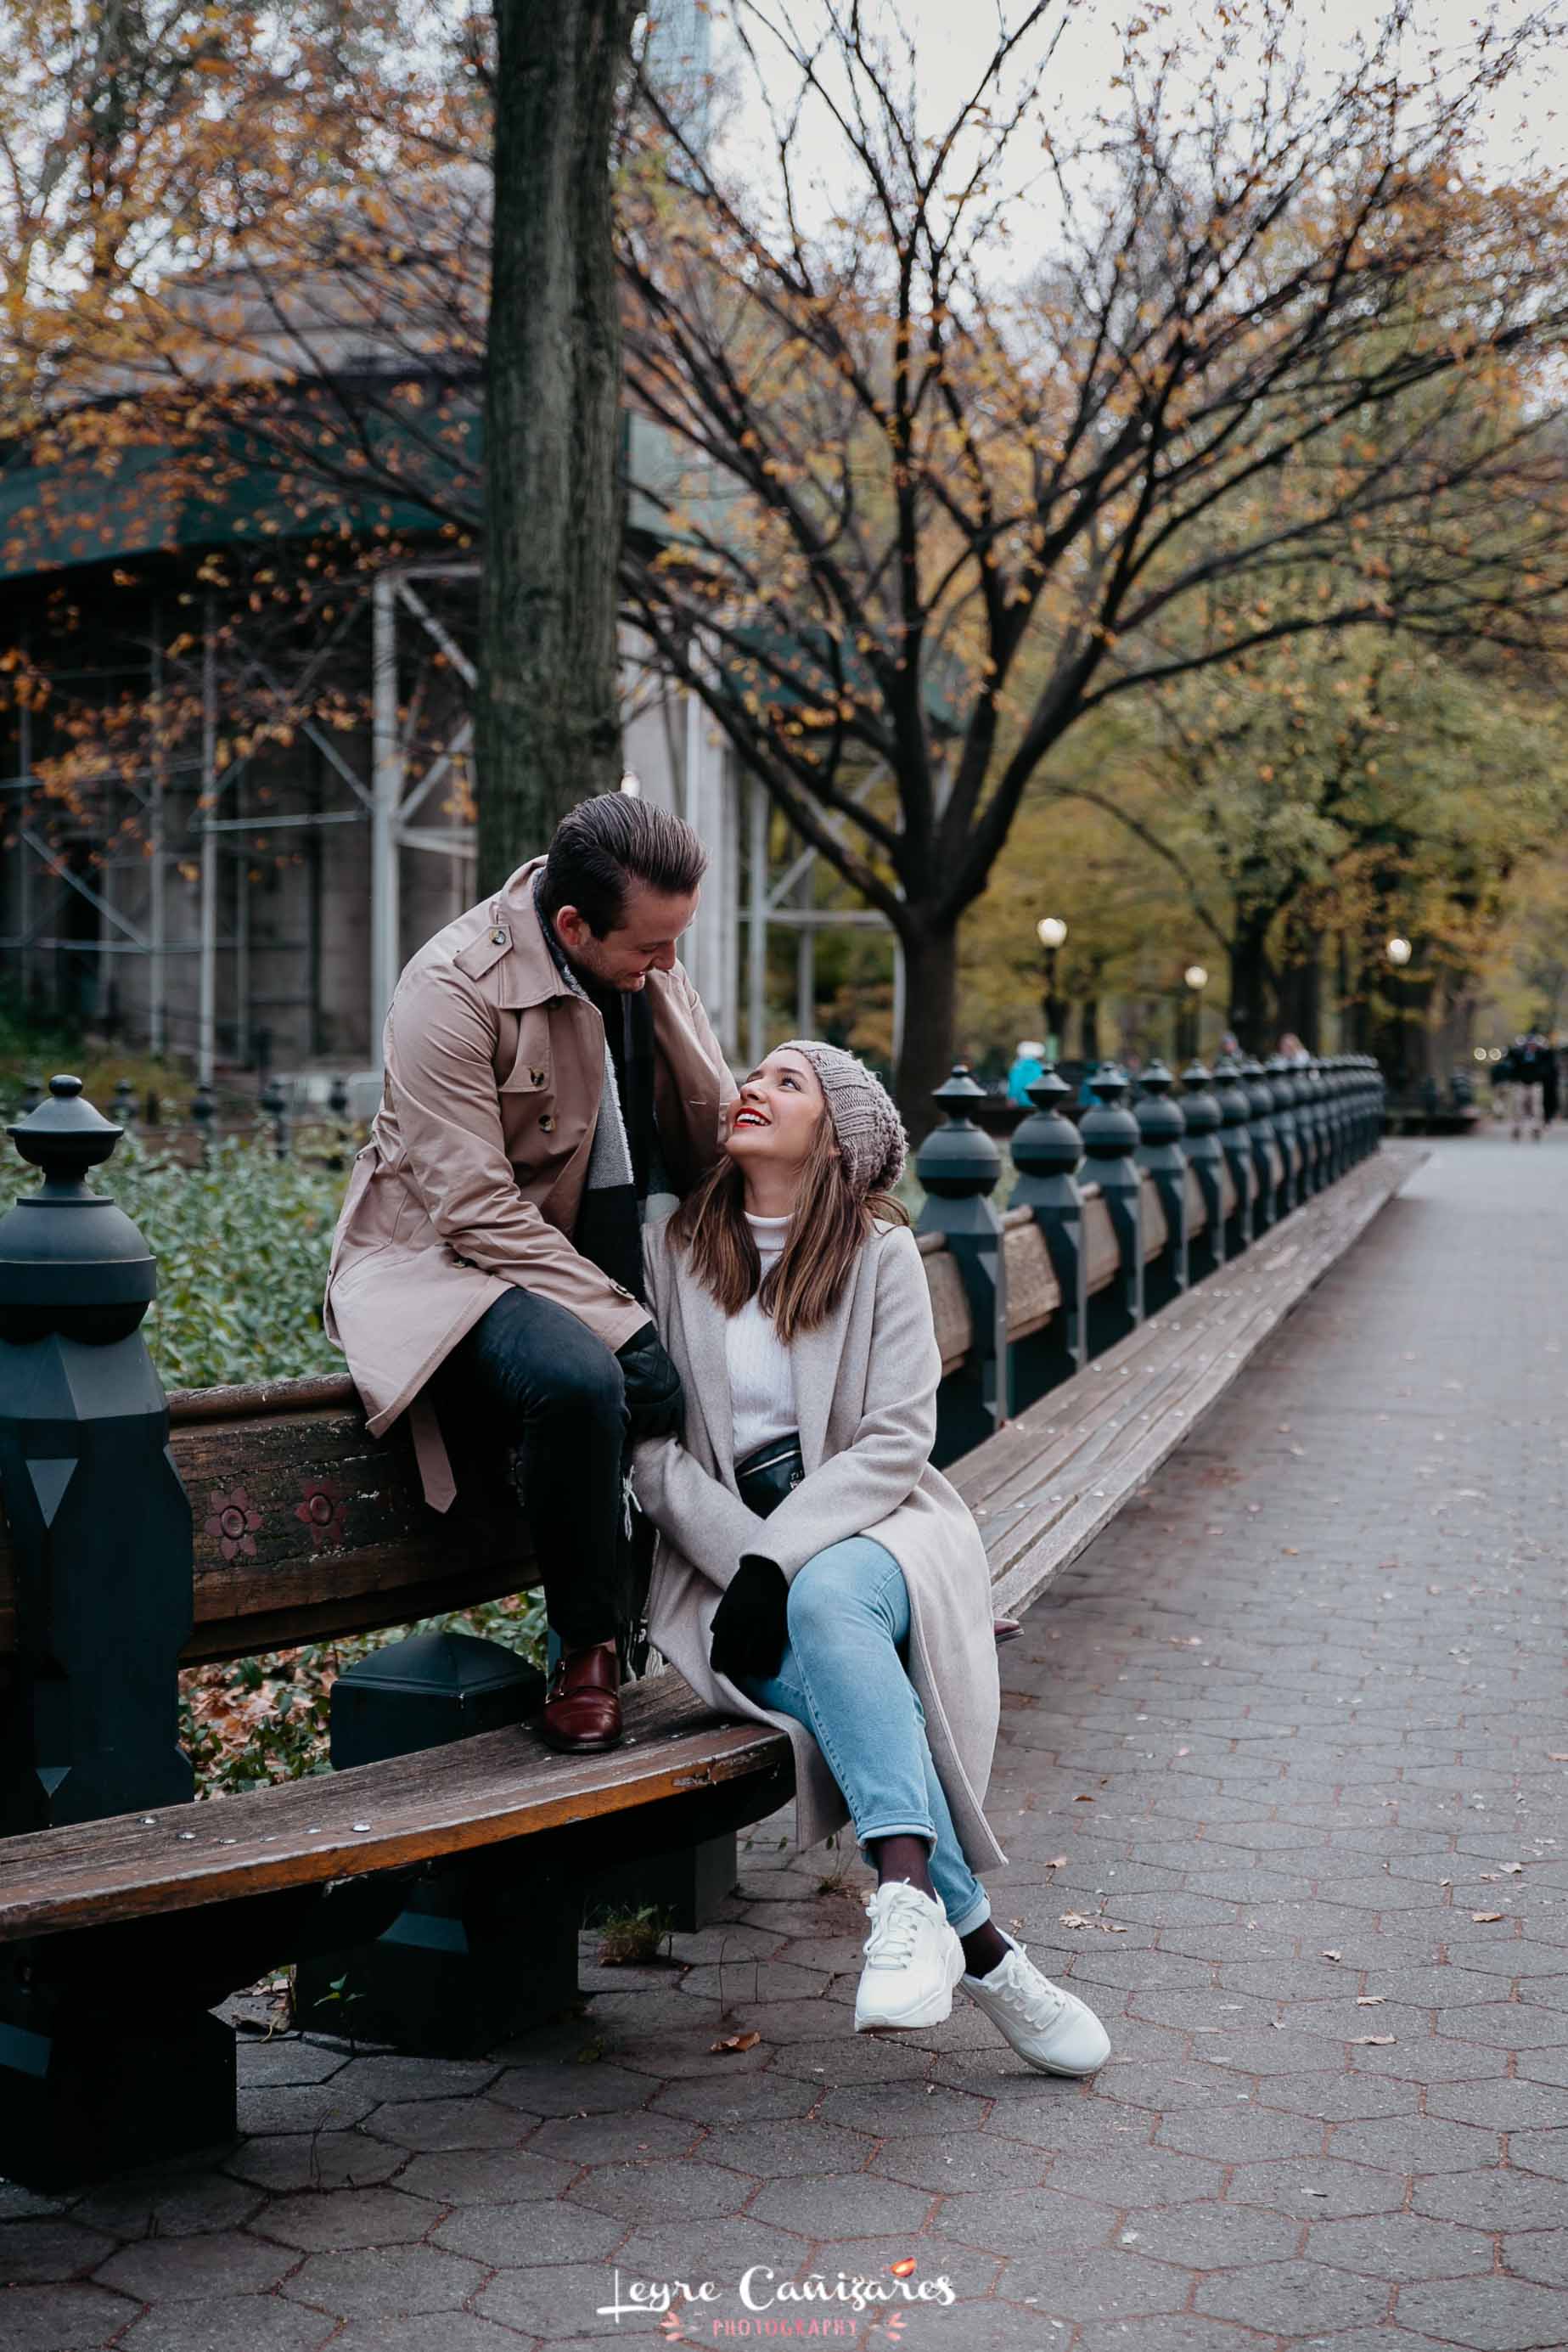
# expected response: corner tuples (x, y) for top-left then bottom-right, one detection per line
(430, 1287), (629, 1651)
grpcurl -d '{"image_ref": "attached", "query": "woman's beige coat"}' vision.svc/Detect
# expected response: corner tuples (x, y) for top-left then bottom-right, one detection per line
(632, 1216), (1007, 1871)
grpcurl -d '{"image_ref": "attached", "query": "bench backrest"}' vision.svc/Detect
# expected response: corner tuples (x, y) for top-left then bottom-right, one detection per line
(0, 1173), (1170, 1669)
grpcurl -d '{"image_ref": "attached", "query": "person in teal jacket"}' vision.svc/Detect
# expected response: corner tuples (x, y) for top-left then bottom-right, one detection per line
(1006, 1039), (1047, 1106)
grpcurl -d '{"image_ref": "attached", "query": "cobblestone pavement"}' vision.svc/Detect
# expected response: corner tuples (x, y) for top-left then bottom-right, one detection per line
(5, 1136), (1568, 2352)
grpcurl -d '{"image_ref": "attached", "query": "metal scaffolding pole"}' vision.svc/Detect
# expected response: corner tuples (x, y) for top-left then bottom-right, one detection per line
(748, 774), (767, 1071)
(149, 611), (166, 1055)
(197, 601), (217, 1086)
(370, 574), (402, 1069)
(17, 678), (31, 1015)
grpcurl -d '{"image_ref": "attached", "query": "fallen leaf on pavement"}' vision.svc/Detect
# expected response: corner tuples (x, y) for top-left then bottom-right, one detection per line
(711, 2031), (762, 2054)
(1322, 1950), (1342, 1963)
(1470, 1911), (1505, 1924)
(1351, 2034), (1396, 2045)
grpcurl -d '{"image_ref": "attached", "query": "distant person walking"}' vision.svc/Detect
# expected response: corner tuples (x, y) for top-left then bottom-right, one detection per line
(1498, 1033), (1553, 1141)
(1006, 1039), (1047, 1107)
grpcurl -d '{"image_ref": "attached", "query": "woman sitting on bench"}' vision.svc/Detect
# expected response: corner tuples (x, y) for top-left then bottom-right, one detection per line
(632, 1041), (1109, 2073)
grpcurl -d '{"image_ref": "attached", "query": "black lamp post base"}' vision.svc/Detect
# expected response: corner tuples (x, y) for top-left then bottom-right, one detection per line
(0, 1976), (235, 2192)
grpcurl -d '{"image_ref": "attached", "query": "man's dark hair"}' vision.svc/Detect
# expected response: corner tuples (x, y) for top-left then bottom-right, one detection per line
(537, 793), (708, 937)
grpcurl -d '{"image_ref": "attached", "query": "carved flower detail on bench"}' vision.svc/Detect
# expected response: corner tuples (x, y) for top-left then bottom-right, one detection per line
(295, 1481), (348, 1551)
(205, 1486), (264, 1561)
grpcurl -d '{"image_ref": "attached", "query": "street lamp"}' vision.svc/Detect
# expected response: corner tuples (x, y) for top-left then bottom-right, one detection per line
(1180, 964), (1209, 1062)
(1037, 916), (1067, 1060)
(1385, 936), (1412, 966)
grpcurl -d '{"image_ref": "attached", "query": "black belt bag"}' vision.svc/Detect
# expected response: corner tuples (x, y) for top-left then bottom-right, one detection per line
(735, 1434), (804, 1519)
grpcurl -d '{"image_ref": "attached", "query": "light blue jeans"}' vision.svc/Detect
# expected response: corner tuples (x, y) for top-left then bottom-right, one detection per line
(737, 1536), (991, 1937)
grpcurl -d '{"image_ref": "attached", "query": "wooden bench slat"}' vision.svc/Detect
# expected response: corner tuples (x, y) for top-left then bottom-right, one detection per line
(1001, 1218), (1060, 1342)
(922, 1250), (973, 1375)
(0, 1674), (791, 1945)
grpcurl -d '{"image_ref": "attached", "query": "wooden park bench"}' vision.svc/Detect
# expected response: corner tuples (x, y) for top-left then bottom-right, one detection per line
(0, 1055), (1420, 2189)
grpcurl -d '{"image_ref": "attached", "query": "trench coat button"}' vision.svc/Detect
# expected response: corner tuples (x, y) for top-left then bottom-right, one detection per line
(530, 1069), (544, 1087)
(539, 1113), (555, 1133)
(489, 926), (509, 947)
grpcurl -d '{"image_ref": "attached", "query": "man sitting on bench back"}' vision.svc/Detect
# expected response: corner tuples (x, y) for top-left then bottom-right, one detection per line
(324, 793), (736, 1755)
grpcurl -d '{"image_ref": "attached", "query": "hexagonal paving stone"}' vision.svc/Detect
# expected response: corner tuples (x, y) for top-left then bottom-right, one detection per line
(614, 2025), (778, 2081)
(676, 1961), (831, 2003)
(1121, 2202), (1301, 2270)
(311, 2322), (522, 2352)
(767, 2033), (934, 2085)
(1500, 2229), (1568, 2287)
(1154, 2102), (1324, 2163)
(234, 2084), (379, 2137)
(0, 2220), (118, 2283)
(1074, 2321), (1301, 2352)
(1505, 2127), (1568, 2183)
(235, 2040), (349, 2087)
(699, 2121), (879, 2181)
(1426, 2077), (1568, 2130)
(1397, 2277), (1568, 2351)
(1413, 2169), (1567, 2231)
(1438, 2003), (1568, 2049)
(869, 2134), (1046, 2193)
(92, 2230), (300, 2303)
(70, 2172), (263, 2241)
(570, 2158), (756, 2223)
(647, 2073), (823, 2127)
(529, 2110), (699, 2166)
(1194, 2258), (1390, 2333)
(326, 2056), (502, 2105)
(0, 2286), (171, 2352)
(814, 2081), (987, 2137)
(925, 2186), (1121, 2258)
(1226, 2158), (1407, 2219)
(745, 2174), (933, 2240)
(1306, 2212), (1493, 2282)
(432, 2198), (627, 2267)
(221, 2134), (405, 2194)
(487, 2061), (650, 2117)
(118, 2298), (339, 2352)
(1042, 2145), (1224, 2207)
(393, 2145), (578, 2203)
(475, 2257), (651, 2338)
(1031, 2248), (1197, 2323)
(254, 2186), (443, 2252)
(361, 2096), (524, 2152)
(280, 2244), (486, 2318)
(1329, 2113), (1501, 2173)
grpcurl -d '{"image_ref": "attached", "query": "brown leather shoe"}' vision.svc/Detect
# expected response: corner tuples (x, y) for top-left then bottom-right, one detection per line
(541, 1640), (622, 1754)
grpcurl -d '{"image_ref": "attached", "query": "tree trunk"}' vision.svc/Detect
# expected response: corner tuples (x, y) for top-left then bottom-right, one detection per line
(1228, 916), (1274, 1054)
(1080, 999), (1100, 1064)
(1276, 946), (1323, 1050)
(894, 920), (959, 1144)
(477, 0), (638, 889)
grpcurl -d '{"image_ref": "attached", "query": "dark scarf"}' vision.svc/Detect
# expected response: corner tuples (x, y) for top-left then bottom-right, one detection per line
(537, 881), (656, 1303)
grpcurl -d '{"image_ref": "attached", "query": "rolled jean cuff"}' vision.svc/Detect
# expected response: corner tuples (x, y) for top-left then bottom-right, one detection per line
(855, 1819), (936, 1853)
(948, 1893), (991, 1938)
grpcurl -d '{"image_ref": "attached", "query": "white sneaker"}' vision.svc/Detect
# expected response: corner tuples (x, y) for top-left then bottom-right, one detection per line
(854, 1880), (965, 2032)
(961, 1931), (1111, 2075)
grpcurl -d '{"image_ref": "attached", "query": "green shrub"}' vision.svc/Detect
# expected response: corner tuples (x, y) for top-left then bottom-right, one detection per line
(0, 1131), (348, 1389)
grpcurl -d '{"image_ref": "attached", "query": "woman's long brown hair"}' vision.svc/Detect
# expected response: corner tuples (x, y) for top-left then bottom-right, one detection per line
(667, 1113), (909, 1342)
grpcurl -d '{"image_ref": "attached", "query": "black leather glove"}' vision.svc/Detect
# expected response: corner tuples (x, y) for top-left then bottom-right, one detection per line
(709, 1556), (789, 1682)
(615, 1321), (684, 1439)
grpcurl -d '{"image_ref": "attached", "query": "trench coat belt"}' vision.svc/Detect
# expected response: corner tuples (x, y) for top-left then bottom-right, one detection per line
(408, 1393), (458, 1514)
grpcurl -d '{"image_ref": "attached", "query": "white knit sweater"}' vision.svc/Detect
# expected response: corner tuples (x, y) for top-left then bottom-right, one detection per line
(727, 1212), (798, 1461)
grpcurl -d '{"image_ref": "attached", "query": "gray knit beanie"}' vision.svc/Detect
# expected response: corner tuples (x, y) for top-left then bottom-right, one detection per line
(775, 1040), (908, 1197)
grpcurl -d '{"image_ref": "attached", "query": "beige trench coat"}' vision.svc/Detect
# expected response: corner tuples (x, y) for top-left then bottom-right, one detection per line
(632, 1217), (1007, 1870)
(323, 856), (735, 1509)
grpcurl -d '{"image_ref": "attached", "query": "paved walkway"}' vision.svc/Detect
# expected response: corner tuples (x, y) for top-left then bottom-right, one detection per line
(5, 1136), (1568, 2352)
